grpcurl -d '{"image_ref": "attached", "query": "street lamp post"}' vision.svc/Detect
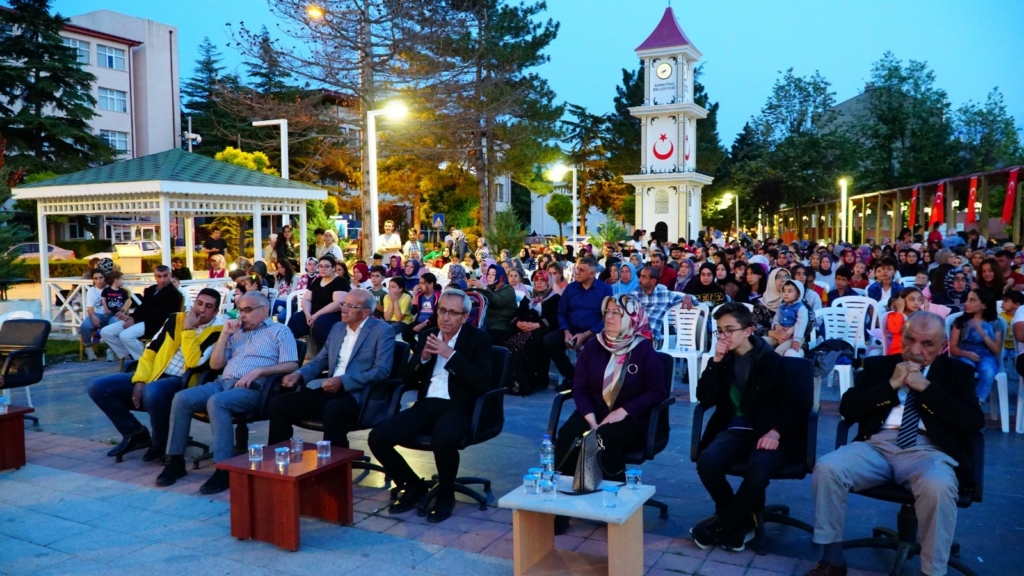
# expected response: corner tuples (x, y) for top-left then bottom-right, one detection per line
(547, 164), (577, 245)
(839, 178), (849, 243)
(252, 119), (290, 230)
(366, 102), (408, 256)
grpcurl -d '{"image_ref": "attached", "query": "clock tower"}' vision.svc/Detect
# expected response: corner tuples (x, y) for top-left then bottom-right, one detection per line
(623, 7), (713, 243)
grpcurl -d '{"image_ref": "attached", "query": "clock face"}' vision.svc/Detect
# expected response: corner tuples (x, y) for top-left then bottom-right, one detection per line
(656, 63), (672, 80)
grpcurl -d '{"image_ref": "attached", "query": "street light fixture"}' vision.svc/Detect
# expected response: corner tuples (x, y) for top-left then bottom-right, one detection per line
(721, 192), (739, 238)
(839, 177), (849, 243)
(547, 164), (577, 245)
(367, 101), (408, 256)
(252, 118), (290, 230)
(306, 4), (325, 19)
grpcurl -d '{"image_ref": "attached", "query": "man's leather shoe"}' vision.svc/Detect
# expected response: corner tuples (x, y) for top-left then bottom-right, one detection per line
(155, 456), (187, 487)
(141, 446), (165, 463)
(803, 561), (847, 576)
(389, 482), (429, 514)
(107, 428), (152, 458)
(199, 470), (230, 495)
(426, 498), (455, 524)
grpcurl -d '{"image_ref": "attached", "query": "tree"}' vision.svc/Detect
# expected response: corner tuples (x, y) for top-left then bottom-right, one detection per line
(587, 213), (629, 247)
(0, 135), (30, 279)
(210, 147), (280, 255)
(484, 207), (527, 258)
(546, 193), (572, 242)
(0, 0), (115, 172)
(605, 65), (643, 178)
(214, 147), (279, 176)
(562, 104), (629, 234)
(181, 38), (250, 157)
(954, 88), (1023, 174)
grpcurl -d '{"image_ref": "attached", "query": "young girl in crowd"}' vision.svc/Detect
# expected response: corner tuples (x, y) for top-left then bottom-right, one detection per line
(850, 261), (869, 289)
(765, 278), (807, 357)
(885, 287), (924, 355)
(273, 260), (295, 323)
(949, 287), (1003, 402)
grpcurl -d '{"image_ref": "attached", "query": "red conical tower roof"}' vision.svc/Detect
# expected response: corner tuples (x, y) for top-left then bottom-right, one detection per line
(636, 7), (695, 52)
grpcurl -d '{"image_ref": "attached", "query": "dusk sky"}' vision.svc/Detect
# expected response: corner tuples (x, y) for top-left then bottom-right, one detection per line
(45, 0), (1024, 146)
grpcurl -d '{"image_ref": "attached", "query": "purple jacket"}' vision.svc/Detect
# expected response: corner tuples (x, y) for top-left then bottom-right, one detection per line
(571, 337), (668, 440)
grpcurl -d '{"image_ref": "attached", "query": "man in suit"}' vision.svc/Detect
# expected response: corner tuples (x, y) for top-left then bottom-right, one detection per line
(101, 266), (184, 361)
(268, 289), (395, 447)
(805, 312), (984, 576)
(692, 303), (812, 553)
(368, 289), (493, 524)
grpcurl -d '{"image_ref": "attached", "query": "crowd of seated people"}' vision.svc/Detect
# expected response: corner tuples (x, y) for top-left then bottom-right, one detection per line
(71, 223), (1012, 576)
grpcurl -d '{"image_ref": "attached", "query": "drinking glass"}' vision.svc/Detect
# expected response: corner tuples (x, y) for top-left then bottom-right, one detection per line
(248, 443), (264, 462)
(274, 446), (290, 466)
(523, 474), (539, 495)
(539, 477), (557, 501)
(602, 485), (619, 508)
(316, 440), (331, 459)
(625, 469), (643, 490)
(290, 436), (304, 453)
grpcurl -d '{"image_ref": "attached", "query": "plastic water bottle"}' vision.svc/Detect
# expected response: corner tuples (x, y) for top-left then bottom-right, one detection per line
(540, 434), (555, 475)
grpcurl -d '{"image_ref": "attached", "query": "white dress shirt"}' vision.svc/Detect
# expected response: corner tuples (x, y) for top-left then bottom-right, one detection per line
(882, 365), (930, 431)
(333, 317), (368, 378)
(425, 328), (462, 400)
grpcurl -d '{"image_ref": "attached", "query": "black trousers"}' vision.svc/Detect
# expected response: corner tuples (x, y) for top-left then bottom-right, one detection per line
(267, 387), (360, 447)
(542, 330), (575, 380)
(511, 330), (552, 394)
(554, 411), (643, 483)
(367, 398), (471, 502)
(696, 428), (792, 531)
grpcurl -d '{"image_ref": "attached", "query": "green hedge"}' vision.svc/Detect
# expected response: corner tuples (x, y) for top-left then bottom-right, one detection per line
(22, 253), (212, 281)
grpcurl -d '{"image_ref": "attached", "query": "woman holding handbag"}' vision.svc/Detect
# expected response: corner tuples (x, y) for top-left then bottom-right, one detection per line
(552, 293), (668, 533)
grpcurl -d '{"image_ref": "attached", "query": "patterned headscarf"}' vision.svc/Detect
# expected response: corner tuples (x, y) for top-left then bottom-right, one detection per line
(530, 270), (554, 308)
(597, 294), (652, 409)
(96, 258), (115, 275)
(448, 263), (468, 290)
(488, 264), (508, 290)
(386, 255), (404, 277)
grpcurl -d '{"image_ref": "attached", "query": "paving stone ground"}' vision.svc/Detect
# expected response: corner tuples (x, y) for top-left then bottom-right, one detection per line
(2, 356), (1022, 575)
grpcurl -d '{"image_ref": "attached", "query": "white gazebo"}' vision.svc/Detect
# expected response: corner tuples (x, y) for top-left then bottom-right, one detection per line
(12, 148), (327, 327)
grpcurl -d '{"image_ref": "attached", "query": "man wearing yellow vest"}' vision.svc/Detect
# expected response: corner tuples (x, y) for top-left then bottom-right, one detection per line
(88, 288), (224, 462)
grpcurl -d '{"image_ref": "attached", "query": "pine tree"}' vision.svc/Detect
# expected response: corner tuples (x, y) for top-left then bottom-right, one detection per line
(0, 0), (115, 172)
(0, 134), (31, 279)
(181, 38), (249, 156)
(606, 65), (643, 178)
(246, 27), (296, 98)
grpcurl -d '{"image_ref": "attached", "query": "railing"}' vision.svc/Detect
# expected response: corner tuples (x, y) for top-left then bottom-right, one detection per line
(42, 275), (230, 332)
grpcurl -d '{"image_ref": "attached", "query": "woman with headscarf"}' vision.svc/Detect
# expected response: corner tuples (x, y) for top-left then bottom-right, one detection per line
(400, 259), (422, 286)
(685, 263), (727, 306)
(752, 267), (792, 339)
(673, 258), (695, 293)
(932, 268), (970, 311)
(928, 249), (956, 299)
(715, 262), (740, 299)
(898, 249), (925, 278)
(386, 255), (404, 278)
(506, 270), (562, 395)
(447, 263), (468, 290)
(468, 263), (517, 344)
(351, 261), (372, 290)
(614, 262), (640, 296)
(816, 255), (836, 291)
(551, 294), (668, 535)
(295, 257), (317, 291)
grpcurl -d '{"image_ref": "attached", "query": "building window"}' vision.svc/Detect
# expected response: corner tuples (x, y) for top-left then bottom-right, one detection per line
(97, 45), (126, 71)
(0, 24), (15, 38)
(62, 37), (90, 64)
(98, 88), (127, 113)
(100, 130), (129, 153)
(496, 182), (507, 204)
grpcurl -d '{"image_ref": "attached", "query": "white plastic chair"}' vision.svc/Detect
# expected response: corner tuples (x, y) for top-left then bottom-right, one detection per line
(666, 304), (708, 402)
(832, 295), (882, 334)
(900, 277), (918, 288)
(816, 307), (866, 399)
(285, 289), (308, 324)
(851, 288), (867, 296)
(1016, 376), (1024, 433)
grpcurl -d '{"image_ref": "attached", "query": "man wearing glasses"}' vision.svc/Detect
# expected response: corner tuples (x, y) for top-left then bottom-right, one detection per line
(369, 289), (493, 524)
(156, 292), (298, 495)
(690, 303), (811, 552)
(266, 289), (395, 447)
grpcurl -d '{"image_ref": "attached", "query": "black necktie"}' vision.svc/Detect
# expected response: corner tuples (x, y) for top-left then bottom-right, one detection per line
(896, 389), (920, 449)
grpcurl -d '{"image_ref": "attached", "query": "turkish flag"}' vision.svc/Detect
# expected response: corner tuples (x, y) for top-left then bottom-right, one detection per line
(928, 182), (945, 227)
(909, 188), (918, 229)
(1002, 169), (1018, 225)
(967, 177), (978, 223)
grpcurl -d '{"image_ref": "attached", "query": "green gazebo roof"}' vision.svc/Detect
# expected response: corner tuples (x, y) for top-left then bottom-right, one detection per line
(18, 148), (319, 191)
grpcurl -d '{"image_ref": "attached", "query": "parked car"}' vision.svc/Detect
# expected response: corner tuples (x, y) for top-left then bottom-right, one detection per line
(83, 240), (162, 261)
(6, 243), (76, 261)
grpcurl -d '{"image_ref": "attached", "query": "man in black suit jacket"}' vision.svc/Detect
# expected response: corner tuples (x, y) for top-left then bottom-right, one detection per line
(368, 289), (493, 524)
(805, 312), (984, 576)
(101, 266), (183, 361)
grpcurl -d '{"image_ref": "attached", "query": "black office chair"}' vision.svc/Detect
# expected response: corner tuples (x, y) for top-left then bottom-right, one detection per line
(547, 351), (675, 518)
(0, 319), (51, 426)
(690, 356), (817, 555)
(189, 340), (307, 468)
(290, 341), (410, 483)
(390, 345), (510, 512)
(835, 420), (983, 576)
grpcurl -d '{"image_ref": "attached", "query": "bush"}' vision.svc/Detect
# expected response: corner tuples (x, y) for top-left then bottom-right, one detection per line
(57, 239), (112, 259)
(22, 253), (211, 280)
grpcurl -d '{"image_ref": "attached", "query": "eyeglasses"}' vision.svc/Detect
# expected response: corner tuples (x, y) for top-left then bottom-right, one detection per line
(340, 303), (367, 310)
(437, 307), (466, 317)
(604, 309), (623, 317)
(713, 326), (747, 338)
(237, 305), (266, 314)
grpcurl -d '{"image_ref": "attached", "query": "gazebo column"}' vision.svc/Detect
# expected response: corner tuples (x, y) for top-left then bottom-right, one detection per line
(299, 202), (308, 264)
(252, 203), (263, 262)
(159, 195), (172, 267)
(38, 208), (50, 320)
(184, 216), (195, 271)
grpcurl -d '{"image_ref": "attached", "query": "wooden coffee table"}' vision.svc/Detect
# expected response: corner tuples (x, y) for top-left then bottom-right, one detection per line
(0, 405), (34, 471)
(498, 475), (655, 576)
(216, 441), (362, 551)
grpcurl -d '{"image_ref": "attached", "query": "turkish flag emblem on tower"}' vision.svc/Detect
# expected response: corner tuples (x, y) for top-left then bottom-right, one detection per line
(909, 188), (918, 229)
(928, 182), (945, 227)
(967, 177), (978, 223)
(1002, 169), (1018, 225)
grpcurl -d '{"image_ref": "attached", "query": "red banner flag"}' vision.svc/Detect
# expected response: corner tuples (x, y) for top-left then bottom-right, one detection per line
(928, 182), (945, 227)
(1003, 169), (1018, 225)
(909, 188), (918, 229)
(967, 177), (978, 223)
